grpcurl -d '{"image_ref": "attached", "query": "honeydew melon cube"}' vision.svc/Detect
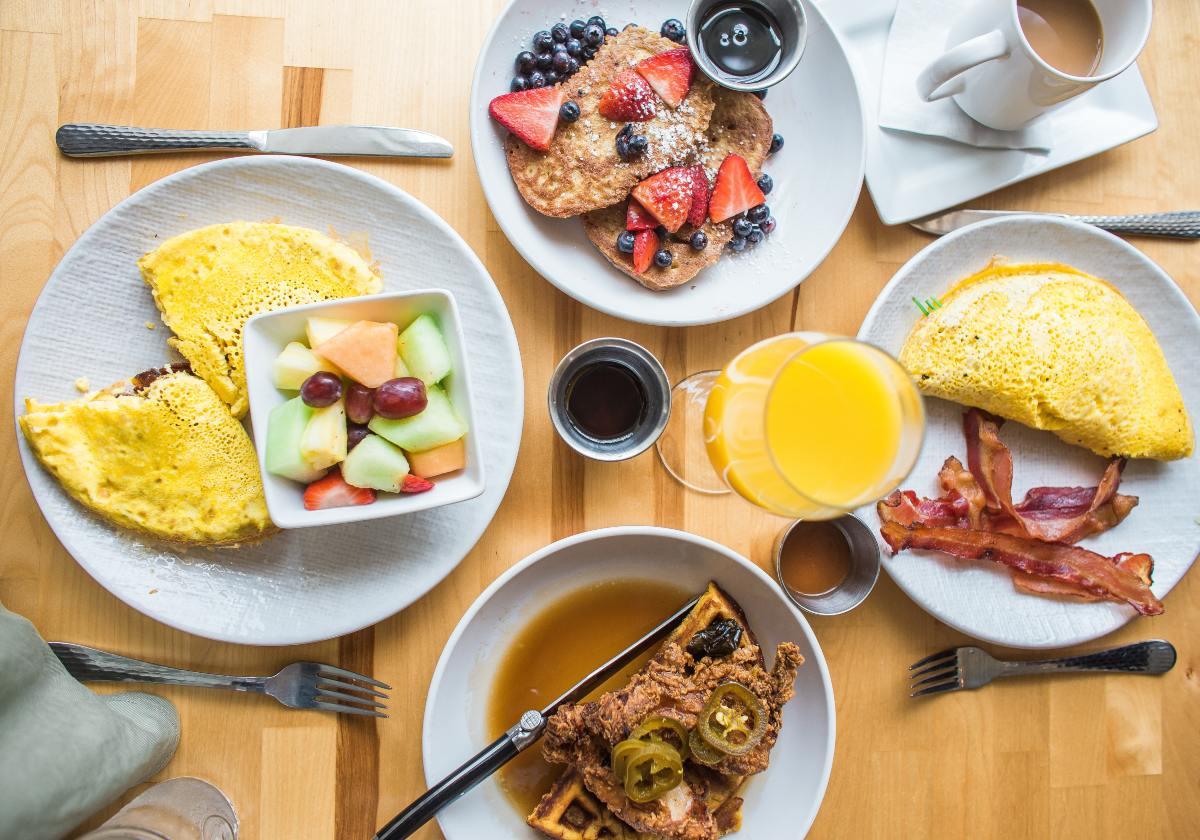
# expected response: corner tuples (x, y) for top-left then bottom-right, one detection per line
(397, 314), (452, 384)
(394, 354), (412, 379)
(272, 341), (338, 390)
(368, 385), (465, 452)
(342, 434), (411, 492)
(300, 398), (347, 471)
(266, 396), (326, 483)
(306, 316), (352, 348)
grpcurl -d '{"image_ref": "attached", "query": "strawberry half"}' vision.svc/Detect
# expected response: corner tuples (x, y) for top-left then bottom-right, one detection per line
(626, 199), (656, 231)
(635, 48), (695, 108)
(400, 474), (435, 494)
(303, 469), (376, 510)
(488, 86), (566, 152)
(631, 167), (693, 233)
(684, 164), (710, 227)
(709, 154), (766, 223)
(632, 229), (658, 274)
(598, 71), (657, 122)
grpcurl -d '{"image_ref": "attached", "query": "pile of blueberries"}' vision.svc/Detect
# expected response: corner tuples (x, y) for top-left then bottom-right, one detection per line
(511, 16), (616, 91)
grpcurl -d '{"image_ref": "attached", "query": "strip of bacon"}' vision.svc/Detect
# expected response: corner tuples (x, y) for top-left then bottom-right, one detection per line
(880, 522), (1163, 616)
(1012, 552), (1153, 602)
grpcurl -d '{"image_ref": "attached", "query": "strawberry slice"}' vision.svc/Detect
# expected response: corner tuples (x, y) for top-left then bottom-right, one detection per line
(598, 71), (657, 122)
(684, 164), (710, 227)
(303, 469), (376, 510)
(635, 48), (695, 108)
(488, 86), (566, 152)
(631, 167), (694, 233)
(632, 229), (658, 274)
(400, 474), (435, 494)
(709, 154), (766, 223)
(626, 199), (656, 231)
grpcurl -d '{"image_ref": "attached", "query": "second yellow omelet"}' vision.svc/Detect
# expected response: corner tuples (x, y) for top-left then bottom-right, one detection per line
(138, 222), (381, 418)
(900, 261), (1192, 460)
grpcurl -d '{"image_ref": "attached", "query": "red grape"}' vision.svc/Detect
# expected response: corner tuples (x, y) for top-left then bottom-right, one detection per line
(373, 377), (427, 419)
(345, 382), (375, 424)
(300, 371), (342, 407)
(347, 424), (370, 450)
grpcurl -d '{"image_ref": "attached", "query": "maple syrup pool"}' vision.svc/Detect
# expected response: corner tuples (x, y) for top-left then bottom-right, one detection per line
(485, 579), (691, 816)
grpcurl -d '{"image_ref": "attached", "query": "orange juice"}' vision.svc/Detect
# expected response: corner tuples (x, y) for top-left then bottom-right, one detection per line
(704, 333), (923, 519)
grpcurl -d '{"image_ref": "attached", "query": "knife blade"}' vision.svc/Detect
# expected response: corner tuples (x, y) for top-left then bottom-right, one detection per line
(372, 593), (702, 840)
(55, 123), (453, 159)
(911, 208), (1200, 239)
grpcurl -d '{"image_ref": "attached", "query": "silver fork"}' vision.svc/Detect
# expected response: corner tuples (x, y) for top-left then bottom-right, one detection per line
(908, 640), (1176, 698)
(50, 641), (390, 717)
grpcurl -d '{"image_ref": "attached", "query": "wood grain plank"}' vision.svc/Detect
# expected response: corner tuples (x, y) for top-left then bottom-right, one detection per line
(335, 628), (381, 840)
(0, 0), (62, 34)
(281, 65), (323, 127)
(262, 726), (338, 839)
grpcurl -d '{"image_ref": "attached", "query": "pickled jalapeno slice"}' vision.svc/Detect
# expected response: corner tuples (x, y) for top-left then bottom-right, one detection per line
(688, 727), (725, 766)
(697, 682), (767, 756)
(628, 715), (690, 760)
(622, 741), (683, 803)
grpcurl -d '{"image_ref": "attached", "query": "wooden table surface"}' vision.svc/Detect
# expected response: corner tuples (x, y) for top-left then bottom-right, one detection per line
(2, 1), (1198, 838)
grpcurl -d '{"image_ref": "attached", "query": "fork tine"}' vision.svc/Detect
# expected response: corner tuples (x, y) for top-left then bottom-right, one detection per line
(909, 648), (956, 670)
(910, 658), (959, 680)
(910, 669), (959, 690)
(317, 665), (391, 690)
(318, 677), (389, 700)
(317, 688), (388, 710)
(313, 700), (389, 718)
(910, 679), (961, 698)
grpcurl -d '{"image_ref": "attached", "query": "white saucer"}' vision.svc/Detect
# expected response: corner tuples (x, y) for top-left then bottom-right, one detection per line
(819, 0), (1158, 225)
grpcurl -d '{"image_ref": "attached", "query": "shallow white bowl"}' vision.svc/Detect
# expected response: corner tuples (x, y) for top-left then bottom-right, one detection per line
(243, 290), (485, 529)
(423, 526), (836, 839)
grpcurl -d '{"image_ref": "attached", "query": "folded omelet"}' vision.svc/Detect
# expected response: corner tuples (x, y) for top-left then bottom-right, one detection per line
(139, 222), (381, 418)
(19, 367), (274, 545)
(900, 261), (1193, 460)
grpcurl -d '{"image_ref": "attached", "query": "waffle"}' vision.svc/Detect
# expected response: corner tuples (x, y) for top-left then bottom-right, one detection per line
(504, 27), (717, 218)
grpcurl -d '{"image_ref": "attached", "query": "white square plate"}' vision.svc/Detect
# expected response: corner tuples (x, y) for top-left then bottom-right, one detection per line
(244, 290), (485, 530)
(819, 0), (1158, 225)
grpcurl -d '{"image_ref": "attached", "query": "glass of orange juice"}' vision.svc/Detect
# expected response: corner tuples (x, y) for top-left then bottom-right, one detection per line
(655, 333), (924, 519)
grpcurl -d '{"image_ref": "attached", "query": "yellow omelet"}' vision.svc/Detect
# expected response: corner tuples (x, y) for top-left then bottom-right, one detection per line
(900, 261), (1193, 460)
(19, 367), (274, 546)
(138, 222), (382, 418)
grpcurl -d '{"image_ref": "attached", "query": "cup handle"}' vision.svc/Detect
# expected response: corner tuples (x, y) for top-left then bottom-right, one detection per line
(916, 29), (1010, 102)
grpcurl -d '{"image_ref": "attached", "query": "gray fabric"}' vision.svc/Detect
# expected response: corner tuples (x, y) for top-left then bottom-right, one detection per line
(0, 603), (180, 840)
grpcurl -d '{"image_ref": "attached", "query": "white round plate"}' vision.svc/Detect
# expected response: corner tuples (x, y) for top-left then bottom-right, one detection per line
(14, 156), (523, 645)
(423, 526), (835, 839)
(858, 216), (1200, 649)
(469, 1), (865, 326)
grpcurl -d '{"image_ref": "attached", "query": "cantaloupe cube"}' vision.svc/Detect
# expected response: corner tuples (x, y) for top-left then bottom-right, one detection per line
(406, 438), (466, 478)
(313, 320), (398, 387)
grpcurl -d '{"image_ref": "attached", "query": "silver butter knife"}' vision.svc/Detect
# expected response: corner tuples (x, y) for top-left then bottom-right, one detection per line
(56, 123), (453, 159)
(912, 208), (1200, 239)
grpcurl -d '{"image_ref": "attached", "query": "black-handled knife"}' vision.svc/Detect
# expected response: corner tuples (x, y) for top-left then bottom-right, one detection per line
(372, 594), (701, 840)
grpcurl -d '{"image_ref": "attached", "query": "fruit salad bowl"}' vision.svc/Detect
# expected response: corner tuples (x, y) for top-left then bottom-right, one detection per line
(243, 290), (485, 529)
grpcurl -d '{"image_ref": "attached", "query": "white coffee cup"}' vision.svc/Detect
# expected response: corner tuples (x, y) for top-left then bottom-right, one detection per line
(916, 0), (1152, 131)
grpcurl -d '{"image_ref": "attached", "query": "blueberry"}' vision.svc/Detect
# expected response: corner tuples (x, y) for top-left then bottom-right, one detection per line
(552, 22), (569, 42)
(748, 204), (770, 224)
(583, 23), (605, 46)
(762, 217), (777, 235)
(654, 248), (673, 268)
(769, 132), (784, 154)
(528, 70), (547, 88)
(582, 45), (599, 60)
(533, 30), (554, 53)
(516, 51), (536, 73)
(753, 89), (767, 100)
(536, 52), (553, 71)
(624, 22), (637, 30)
(560, 101), (580, 122)
(587, 15), (606, 29)
(729, 236), (747, 252)
(616, 134), (631, 160)
(690, 230), (708, 250)
(566, 37), (583, 57)
(655, 225), (668, 238)
(569, 19), (586, 38)
(545, 70), (560, 85)
(564, 57), (580, 76)
(628, 134), (648, 155)
(607, 27), (618, 37)
(553, 42), (568, 54)
(617, 231), (636, 253)
(747, 227), (764, 244)
(661, 19), (686, 43)
(757, 174), (773, 195)
(552, 51), (571, 73)
(511, 75), (529, 92)
(733, 217), (753, 237)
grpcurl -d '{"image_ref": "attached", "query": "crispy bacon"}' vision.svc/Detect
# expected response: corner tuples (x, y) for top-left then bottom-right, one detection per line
(1012, 552), (1153, 601)
(880, 522), (1164, 616)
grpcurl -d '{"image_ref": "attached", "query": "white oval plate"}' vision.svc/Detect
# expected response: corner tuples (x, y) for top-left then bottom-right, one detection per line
(14, 156), (523, 645)
(858, 216), (1200, 649)
(423, 526), (835, 839)
(469, 0), (865, 326)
